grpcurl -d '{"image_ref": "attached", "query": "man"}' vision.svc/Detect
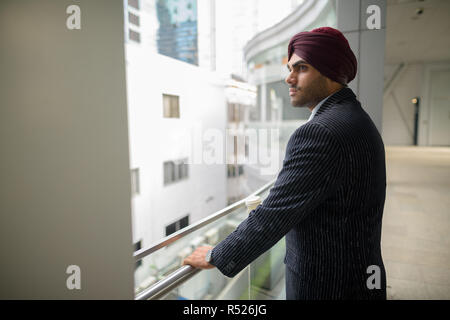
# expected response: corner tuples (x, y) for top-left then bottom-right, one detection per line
(183, 27), (387, 300)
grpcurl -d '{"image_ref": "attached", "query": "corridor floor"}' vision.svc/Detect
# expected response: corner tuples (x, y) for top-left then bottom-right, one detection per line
(382, 146), (450, 299)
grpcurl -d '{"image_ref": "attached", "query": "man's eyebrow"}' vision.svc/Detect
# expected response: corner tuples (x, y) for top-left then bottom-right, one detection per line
(287, 60), (308, 70)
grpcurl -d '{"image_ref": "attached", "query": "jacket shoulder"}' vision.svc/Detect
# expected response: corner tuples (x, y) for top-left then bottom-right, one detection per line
(287, 122), (344, 158)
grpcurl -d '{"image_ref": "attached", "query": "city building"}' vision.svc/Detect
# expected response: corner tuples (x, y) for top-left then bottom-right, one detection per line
(123, 1), (228, 277)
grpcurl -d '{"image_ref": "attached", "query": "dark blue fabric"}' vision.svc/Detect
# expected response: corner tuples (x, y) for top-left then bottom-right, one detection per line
(211, 87), (387, 300)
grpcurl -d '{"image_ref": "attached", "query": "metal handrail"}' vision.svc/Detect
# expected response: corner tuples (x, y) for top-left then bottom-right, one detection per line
(134, 179), (275, 300)
(134, 179), (275, 261)
(135, 265), (200, 300)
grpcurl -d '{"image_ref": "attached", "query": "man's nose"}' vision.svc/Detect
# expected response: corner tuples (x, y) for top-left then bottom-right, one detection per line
(285, 72), (296, 86)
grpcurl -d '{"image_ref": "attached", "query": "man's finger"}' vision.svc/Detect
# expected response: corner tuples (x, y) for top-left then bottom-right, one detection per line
(182, 258), (190, 266)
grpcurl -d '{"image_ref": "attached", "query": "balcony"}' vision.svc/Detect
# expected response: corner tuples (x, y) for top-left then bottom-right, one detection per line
(134, 179), (286, 300)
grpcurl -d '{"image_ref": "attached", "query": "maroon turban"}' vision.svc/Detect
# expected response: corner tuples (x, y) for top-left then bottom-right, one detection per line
(288, 27), (357, 84)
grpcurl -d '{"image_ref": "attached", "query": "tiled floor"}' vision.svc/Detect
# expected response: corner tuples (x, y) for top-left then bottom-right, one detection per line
(383, 146), (450, 299)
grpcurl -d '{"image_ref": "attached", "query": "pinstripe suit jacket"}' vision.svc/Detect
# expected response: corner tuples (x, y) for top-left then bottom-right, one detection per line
(211, 87), (387, 299)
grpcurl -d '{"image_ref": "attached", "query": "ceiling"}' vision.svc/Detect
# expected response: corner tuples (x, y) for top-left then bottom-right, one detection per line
(385, 0), (450, 64)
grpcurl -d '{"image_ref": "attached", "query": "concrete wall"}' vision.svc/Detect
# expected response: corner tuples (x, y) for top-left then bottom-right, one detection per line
(382, 63), (423, 145)
(0, 0), (134, 299)
(382, 61), (450, 146)
(337, 0), (386, 134)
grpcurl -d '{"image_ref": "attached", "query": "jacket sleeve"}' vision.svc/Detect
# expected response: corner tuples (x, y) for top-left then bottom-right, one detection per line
(210, 123), (344, 277)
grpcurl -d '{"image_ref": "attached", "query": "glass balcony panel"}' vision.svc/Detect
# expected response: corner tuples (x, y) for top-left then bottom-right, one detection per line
(247, 237), (285, 300)
(135, 185), (288, 300)
(134, 204), (248, 298)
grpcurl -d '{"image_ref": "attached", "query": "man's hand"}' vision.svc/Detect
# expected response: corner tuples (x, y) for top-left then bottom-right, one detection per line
(182, 245), (215, 270)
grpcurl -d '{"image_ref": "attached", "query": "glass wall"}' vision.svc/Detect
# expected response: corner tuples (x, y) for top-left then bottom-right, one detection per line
(135, 186), (286, 300)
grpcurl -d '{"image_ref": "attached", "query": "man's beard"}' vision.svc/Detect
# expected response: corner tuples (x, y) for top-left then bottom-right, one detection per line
(291, 75), (328, 108)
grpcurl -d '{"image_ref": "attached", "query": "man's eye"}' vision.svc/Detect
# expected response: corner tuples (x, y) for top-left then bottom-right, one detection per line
(292, 65), (307, 72)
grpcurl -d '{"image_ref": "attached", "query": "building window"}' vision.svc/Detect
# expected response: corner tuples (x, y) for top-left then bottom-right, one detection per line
(128, 0), (139, 10)
(227, 164), (244, 177)
(165, 223), (176, 237)
(164, 158), (188, 185)
(163, 94), (180, 118)
(131, 168), (140, 196)
(128, 12), (140, 26)
(134, 240), (142, 269)
(179, 215), (189, 229)
(165, 215), (190, 236)
(129, 29), (141, 43)
(163, 161), (175, 185)
(227, 164), (235, 177)
(178, 161), (188, 180)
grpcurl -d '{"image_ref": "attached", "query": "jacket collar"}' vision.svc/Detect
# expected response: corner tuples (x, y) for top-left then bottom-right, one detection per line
(315, 87), (356, 116)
